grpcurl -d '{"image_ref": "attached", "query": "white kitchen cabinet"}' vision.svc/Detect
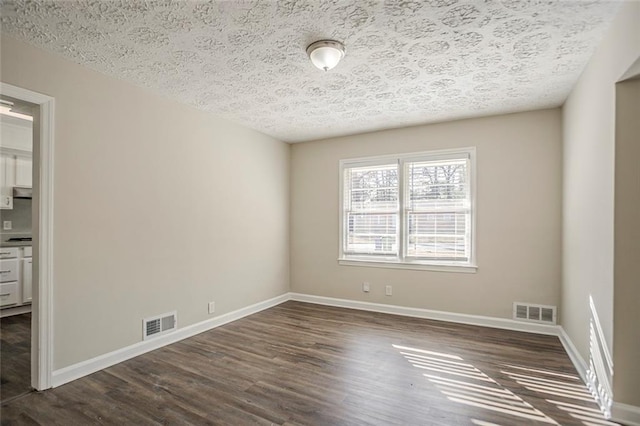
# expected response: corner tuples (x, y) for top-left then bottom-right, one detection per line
(0, 117), (32, 152)
(0, 282), (18, 307)
(0, 192), (12, 209)
(21, 257), (32, 303)
(0, 247), (19, 259)
(0, 151), (33, 208)
(1, 115), (32, 210)
(15, 155), (32, 187)
(0, 246), (32, 313)
(0, 153), (14, 209)
(0, 259), (19, 282)
(0, 254), (19, 307)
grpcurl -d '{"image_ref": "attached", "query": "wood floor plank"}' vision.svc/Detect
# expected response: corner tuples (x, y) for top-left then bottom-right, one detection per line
(0, 301), (618, 425)
(0, 313), (32, 402)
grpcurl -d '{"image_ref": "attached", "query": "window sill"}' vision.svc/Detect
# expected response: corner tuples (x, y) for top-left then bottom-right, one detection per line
(338, 258), (477, 273)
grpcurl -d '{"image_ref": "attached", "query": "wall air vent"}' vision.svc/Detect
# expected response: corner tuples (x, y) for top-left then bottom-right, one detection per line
(513, 303), (556, 324)
(143, 311), (177, 340)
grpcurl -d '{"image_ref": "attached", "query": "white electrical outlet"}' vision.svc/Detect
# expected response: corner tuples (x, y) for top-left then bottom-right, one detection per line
(385, 285), (392, 296)
(3, 221), (11, 230)
(208, 301), (215, 314)
(362, 282), (370, 293)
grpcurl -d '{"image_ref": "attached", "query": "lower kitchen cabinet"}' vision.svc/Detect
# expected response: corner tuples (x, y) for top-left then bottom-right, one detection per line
(0, 256), (19, 307)
(0, 246), (32, 314)
(0, 282), (18, 306)
(21, 257), (32, 302)
(0, 258), (18, 283)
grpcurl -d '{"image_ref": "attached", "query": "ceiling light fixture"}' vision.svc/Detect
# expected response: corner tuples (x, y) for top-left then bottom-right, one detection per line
(306, 40), (345, 72)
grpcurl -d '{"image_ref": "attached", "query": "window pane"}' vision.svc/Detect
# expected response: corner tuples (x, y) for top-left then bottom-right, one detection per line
(408, 160), (468, 210)
(346, 213), (397, 255)
(406, 212), (468, 260)
(406, 159), (470, 261)
(347, 164), (398, 212)
(344, 163), (399, 256)
(341, 150), (474, 266)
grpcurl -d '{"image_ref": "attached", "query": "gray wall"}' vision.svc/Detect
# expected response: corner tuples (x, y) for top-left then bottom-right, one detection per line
(561, 0), (639, 377)
(291, 109), (562, 319)
(613, 77), (640, 407)
(1, 36), (291, 369)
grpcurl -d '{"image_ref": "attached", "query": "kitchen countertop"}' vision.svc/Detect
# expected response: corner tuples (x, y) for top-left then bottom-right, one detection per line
(0, 241), (32, 248)
(0, 234), (33, 248)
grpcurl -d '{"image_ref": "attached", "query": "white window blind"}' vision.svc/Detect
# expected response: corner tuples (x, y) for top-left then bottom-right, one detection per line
(340, 148), (475, 271)
(405, 158), (470, 262)
(343, 163), (399, 256)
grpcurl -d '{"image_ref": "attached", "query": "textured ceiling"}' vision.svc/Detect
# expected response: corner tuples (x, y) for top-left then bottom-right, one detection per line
(0, 0), (621, 142)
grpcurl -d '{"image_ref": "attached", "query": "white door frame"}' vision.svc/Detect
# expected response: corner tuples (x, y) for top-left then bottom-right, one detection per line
(1, 82), (54, 390)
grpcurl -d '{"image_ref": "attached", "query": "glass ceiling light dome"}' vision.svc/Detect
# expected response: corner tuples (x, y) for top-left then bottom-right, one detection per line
(306, 40), (345, 71)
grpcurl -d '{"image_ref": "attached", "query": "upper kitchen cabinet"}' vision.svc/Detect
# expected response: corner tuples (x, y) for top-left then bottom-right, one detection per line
(14, 155), (32, 187)
(0, 114), (32, 152)
(0, 111), (33, 210)
(0, 152), (32, 189)
(0, 154), (14, 209)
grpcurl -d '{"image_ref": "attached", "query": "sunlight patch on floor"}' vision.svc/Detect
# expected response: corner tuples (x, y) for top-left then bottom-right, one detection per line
(495, 363), (616, 425)
(503, 371), (592, 393)
(394, 344), (618, 426)
(500, 366), (618, 424)
(471, 420), (503, 426)
(500, 364), (581, 381)
(394, 344), (559, 425)
(547, 400), (619, 426)
(392, 344), (462, 360)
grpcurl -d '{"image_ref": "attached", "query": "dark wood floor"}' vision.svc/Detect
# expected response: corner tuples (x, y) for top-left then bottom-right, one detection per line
(0, 302), (617, 425)
(0, 313), (32, 403)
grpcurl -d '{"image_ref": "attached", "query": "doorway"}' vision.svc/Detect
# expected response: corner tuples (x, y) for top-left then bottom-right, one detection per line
(0, 95), (35, 401)
(0, 82), (54, 394)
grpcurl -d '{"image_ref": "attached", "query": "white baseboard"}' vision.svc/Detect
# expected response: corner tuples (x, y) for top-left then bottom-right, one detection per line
(557, 326), (588, 382)
(50, 288), (610, 414)
(51, 293), (290, 387)
(612, 402), (640, 426)
(0, 304), (32, 318)
(289, 293), (561, 336)
(52, 292), (562, 388)
(292, 294), (633, 420)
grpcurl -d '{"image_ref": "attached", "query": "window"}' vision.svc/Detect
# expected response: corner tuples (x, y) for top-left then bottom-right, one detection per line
(339, 148), (476, 272)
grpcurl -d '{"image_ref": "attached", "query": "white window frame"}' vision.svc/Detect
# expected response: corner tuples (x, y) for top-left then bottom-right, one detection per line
(338, 147), (477, 273)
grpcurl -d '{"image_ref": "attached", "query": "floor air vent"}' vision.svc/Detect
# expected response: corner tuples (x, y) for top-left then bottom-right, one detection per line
(143, 311), (177, 340)
(513, 303), (556, 324)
